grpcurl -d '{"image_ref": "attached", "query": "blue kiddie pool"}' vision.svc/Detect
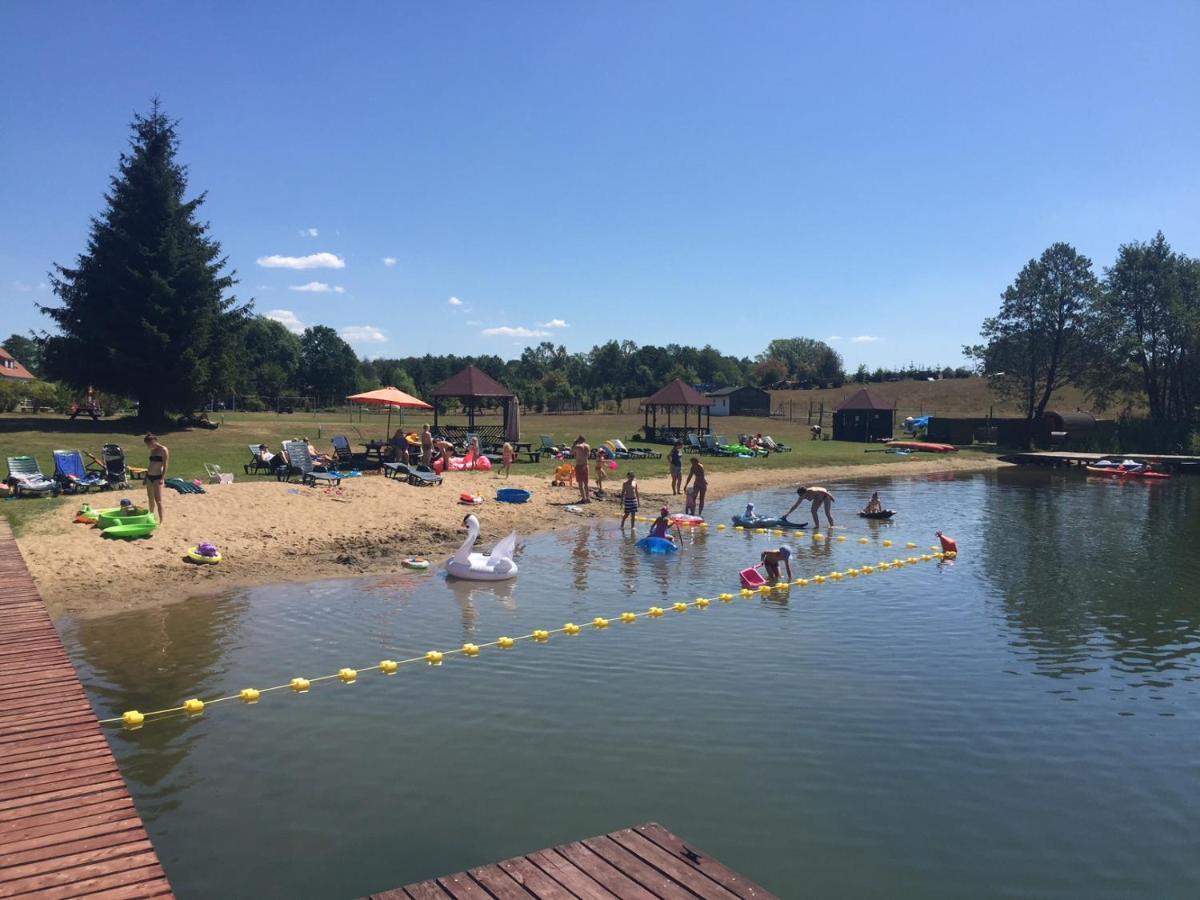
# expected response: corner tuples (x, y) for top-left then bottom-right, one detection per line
(496, 487), (532, 504)
(635, 536), (678, 554)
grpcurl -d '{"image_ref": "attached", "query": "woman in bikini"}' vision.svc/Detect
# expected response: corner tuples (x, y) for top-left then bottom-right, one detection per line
(785, 485), (835, 529)
(144, 433), (169, 523)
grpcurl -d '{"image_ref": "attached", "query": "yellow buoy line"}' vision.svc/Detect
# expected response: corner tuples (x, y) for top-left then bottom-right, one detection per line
(104, 546), (955, 730)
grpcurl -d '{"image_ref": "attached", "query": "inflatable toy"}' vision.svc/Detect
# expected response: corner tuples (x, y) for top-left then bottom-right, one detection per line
(438, 452), (494, 472)
(459, 492), (483, 505)
(669, 514), (705, 527)
(403, 558), (431, 570)
(731, 515), (806, 529)
(96, 508), (154, 531)
(496, 487), (531, 503)
(187, 543), (222, 564)
(636, 535), (678, 553)
(447, 515), (518, 580)
(858, 510), (896, 519)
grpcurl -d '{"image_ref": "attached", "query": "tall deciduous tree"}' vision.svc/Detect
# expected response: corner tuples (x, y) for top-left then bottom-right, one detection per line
(299, 325), (359, 401)
(757, 337), (844, 384)
(41, 101), (247, 422)
(966, 242), (1098, 447)
(1089, 232), (1199, 428)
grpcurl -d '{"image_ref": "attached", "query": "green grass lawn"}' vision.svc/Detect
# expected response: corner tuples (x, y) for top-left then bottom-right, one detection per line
(0, 409), (977, 533)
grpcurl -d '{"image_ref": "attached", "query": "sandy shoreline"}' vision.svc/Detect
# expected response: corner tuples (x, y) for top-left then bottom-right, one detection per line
(18, 455), (1006, 620)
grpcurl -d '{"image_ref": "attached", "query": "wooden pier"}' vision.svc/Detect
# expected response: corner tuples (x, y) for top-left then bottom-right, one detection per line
(998, 450), (1200, 472)
(367, 822), (778, 899)
(0, 520), (174, 898)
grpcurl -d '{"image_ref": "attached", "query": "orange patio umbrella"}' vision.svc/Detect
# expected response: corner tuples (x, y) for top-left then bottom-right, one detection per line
(347, 387), (433, 437)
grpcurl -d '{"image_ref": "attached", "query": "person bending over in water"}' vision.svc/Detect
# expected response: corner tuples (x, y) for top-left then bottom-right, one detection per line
(620, 471), (640, 528)
(785, 485), (835, 529)
(760, 546), (792, 583)
(683, 456), (707, 516)
(863, 491), (882, 514)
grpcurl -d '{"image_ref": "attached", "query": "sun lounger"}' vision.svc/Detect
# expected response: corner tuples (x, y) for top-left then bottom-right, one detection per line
(331, 435), (360, 469)
(245, 443), (278, 475)
(540, 435), (562, 456)
(685, 433), (703, 453)
(52, 449), (108, 493)
(204, 463), (235, 484)
(6, 456), (60, 497)
(762, 435), (791, 452)
(383, 461), (411, 480)
(408, 463), (443, 487)
(280, 440), (342, 487)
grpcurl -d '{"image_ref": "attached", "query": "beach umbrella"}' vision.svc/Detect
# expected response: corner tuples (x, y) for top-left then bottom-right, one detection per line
(505, 396), (521, 443)
(346, 387), (433, 437)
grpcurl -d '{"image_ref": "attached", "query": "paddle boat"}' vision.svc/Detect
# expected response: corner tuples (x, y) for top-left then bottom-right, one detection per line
(1085, 459), (1171, 480)
(446, 514), (518, 581)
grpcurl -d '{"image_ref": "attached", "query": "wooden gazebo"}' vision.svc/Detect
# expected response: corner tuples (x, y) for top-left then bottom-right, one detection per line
(833, 388), (894, 442)
(431, 364), (516, 445)
(640, 379), (713, 443)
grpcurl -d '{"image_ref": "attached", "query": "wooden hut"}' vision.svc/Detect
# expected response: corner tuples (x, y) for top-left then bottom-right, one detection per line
(641, 379), (712, 443)
(706, 385), (770, 417)
(833, 388), (894, 442)
(430, 365), (516, 445)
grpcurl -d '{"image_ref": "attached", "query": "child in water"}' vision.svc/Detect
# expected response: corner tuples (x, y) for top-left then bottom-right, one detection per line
(862, 491), (882, 514)
(760, 546), (792, 583)
(595, 449), (607, 498)
(685, 485), (698, 515)
(620, 471), (640, 528)
(649, 505), (673, 539)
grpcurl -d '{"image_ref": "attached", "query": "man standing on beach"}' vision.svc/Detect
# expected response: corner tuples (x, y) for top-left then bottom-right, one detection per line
(573, 436), (591, 503)
(421, 425), (433, 467)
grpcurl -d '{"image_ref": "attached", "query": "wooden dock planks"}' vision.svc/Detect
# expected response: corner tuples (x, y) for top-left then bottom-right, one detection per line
(366, 822), (778, 900)
(0, 520), (174, 898)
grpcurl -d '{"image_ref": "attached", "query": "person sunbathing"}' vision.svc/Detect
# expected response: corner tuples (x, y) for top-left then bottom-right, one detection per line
(304, 438), (334, 466)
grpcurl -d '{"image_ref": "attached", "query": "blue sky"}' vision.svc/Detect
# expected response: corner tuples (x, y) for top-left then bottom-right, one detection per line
(2, 2), (1197, 371)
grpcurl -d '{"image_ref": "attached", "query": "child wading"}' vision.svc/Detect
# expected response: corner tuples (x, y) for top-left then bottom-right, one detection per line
(620, 471), (640, 528)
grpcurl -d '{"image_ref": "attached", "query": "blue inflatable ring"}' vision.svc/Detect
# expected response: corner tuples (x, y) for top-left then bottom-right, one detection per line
(636, 536), (678, 554)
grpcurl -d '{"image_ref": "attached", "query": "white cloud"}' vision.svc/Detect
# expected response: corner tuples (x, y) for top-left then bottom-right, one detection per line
(299, 227), (319, 237)
(256, 252), (346, 270)
(340, 325), (387, 343)
(851, 335), (882, 343)
(827, 335), (842, 342)
(540, 318), (569, 329)
(255, 284), (276, 291)
(288, 281), (345, 293)
(482, 325), (551, 338)
(382, 257), (397, 267)
(448, 296), (463, 307)
(266, 309), (306, 334)
(11, 280), (34, 292)
(465, 319), (481, 326)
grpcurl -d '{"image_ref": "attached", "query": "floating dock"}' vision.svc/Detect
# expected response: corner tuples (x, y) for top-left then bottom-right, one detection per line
(0, 520), (174, 898)
(366, 822), (778, 899)
(998, 450), (1200, 472)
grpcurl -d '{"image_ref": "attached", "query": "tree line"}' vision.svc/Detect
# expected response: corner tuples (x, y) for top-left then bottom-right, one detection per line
(967, 236), (1200, 449)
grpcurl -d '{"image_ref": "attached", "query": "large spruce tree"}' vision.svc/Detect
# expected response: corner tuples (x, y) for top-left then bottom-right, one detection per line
(42, 100), (247, 423)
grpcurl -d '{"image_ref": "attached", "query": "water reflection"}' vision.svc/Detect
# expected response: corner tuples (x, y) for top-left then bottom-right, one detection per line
(66, 593), (248, 795)
(445, 576), (517, 637)
(981, 467), (1200, 689)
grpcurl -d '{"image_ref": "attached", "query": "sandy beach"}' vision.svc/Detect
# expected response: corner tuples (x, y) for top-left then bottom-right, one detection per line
(18, 455), (1007, 619)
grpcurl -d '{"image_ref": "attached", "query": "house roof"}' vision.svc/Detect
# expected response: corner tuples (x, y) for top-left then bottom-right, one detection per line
(643, 379), (712, 407)
(431, 364), (515, 399)
(836, 388), (892, 411)
(707, 385), (766, 397)
(0, 347), (35, 381)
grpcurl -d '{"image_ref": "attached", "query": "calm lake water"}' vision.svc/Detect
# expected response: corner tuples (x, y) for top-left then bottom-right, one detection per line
(62, 469), (1200, 898)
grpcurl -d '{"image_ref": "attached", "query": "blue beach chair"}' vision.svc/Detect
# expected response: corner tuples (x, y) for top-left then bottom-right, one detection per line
(53, 449), (108, 493)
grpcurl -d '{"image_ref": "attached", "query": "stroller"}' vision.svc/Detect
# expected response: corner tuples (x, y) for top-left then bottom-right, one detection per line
(100, 443), (132, 489)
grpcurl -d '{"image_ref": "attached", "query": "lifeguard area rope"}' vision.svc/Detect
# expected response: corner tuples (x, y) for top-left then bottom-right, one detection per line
(102, 526), (955, 730)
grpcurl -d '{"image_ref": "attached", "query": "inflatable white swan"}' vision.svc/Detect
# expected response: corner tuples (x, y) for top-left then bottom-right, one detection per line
(446, 514), (519, 581)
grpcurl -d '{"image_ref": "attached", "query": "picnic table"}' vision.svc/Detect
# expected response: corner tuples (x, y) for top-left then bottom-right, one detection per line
(512, 441), (540, 462)
(361, 440), (385, 460)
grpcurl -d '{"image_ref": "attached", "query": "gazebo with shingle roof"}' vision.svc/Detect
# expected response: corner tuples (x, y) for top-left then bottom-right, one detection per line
(430, 364), (517, 443)
(833, 388), (894, 442)
(640, 378), (713, 443)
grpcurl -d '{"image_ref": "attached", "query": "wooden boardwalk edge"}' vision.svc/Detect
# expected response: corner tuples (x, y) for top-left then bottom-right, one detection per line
(368, 821), (779, 900)
(0, 519), (174, 898)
